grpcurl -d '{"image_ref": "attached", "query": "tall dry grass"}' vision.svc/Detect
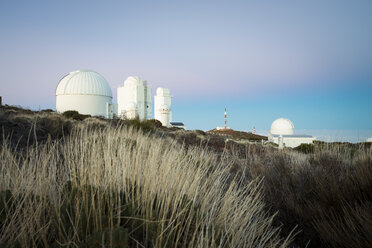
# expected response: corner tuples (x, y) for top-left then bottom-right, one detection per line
(0, 124), (292, 247)
(235, 143), (372, 248)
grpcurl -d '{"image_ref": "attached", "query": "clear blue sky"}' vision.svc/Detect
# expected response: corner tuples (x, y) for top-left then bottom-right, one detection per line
(1, 0), (371, 132)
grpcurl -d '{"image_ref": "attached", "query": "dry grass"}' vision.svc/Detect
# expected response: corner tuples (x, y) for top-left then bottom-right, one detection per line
(2, 105), (371, 247)
(234, 143), (372, 248)
(0, 124), (291, 247)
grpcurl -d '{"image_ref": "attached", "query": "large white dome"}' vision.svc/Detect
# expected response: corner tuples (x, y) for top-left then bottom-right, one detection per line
(56, 70), (112, 97)
(56, 69), (113, 117)
(270, 118), (294, 135)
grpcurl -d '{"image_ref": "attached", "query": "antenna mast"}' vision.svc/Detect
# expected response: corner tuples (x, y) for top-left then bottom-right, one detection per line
(224, 108), (227, 129)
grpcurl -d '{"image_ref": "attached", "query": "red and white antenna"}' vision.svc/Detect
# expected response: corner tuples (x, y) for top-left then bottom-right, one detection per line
(224, 108), (227, 129)
(253, 126), (256, 134)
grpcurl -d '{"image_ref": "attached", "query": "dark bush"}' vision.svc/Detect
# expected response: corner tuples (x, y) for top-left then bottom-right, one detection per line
(194, 130), (206, 136)
(40, 109), (54, 113)
(294, 143), (315, 154)
(145, 119), (163, 128)
(242, 146), (372, 248)
(123, 118), (163, 133)
(62, 110), (91, 120)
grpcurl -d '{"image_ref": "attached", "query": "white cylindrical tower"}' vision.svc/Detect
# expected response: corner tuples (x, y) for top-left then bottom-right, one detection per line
(278, 135), (284, 149)
(154, 87), (172, 126)
(56, 70), (113, 117)
(158, 105), (170, 127)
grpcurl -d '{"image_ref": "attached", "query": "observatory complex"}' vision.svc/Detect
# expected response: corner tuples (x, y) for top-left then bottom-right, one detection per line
(56, 69), (175, 127)
(268, 118), (316, 148)
(55, 70), (317, 144)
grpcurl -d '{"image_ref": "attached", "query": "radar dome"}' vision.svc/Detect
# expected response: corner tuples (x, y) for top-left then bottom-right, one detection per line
(270, 118), (294, 135)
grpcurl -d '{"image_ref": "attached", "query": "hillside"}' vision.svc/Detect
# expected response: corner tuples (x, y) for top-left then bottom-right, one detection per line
(207, 128), (268, 141)
(1, 105), (372, 248)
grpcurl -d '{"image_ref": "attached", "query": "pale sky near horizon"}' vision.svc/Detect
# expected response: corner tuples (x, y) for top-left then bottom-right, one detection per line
(1, 0), (371, 133)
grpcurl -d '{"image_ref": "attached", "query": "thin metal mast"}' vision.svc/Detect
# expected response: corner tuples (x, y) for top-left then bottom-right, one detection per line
(224, 108), (227, 129)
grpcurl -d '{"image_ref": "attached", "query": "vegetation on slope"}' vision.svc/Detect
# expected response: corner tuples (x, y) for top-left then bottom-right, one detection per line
(207, 128), (268, 141)
(1, 105), (372, 248)
(0, 106), (291, 247)
(238, 145), (372, 248)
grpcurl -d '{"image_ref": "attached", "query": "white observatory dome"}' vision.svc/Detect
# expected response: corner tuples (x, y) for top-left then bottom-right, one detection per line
(56, 70), (112, 97)
(56, 70), (113, 117)
(270, 118), (295, 135)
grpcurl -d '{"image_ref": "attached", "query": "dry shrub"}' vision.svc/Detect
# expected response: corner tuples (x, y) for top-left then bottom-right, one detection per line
(1, 107), (74, 150)
(313, 202), (372, 248)
(0, 125), (291, 247)
(238, 144), (372, 248)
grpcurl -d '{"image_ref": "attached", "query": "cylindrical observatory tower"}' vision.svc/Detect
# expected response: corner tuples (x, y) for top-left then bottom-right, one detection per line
(154, 87), (172, 127)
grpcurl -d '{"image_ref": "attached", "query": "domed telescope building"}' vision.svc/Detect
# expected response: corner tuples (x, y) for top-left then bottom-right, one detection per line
(117, 76), (152, 120)
(56, 70), (117, 118)
(268, 118), (316, 148)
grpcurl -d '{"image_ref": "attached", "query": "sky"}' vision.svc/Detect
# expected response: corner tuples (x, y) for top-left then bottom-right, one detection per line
(1, 0), (371, 137)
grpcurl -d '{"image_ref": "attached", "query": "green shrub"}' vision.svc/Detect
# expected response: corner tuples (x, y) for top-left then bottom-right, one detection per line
(40, 109), (54, 113)
(123, 118), (162, 132)
(145, 119), (163, 128)
(62, 110), (91, 120)
(294, 143), (315, 153)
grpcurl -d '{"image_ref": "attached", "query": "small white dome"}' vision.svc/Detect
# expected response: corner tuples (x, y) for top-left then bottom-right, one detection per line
(270, 118), (294, 135)
(156, 87), (170, 96)
(56, 70), (112, 98)
(367, 137), (372, 142)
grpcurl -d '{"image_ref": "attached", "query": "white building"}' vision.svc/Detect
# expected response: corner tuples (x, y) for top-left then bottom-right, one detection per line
(268, 118), (316, 148)
(56, 71), (181, 127)
(216, 126), (230, 130)
(154, 88), (172, 127)
(117, 76), (152, 120)
(56, 70), (116, 118)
